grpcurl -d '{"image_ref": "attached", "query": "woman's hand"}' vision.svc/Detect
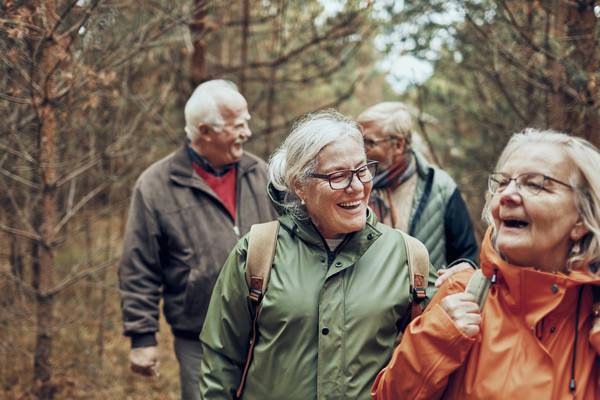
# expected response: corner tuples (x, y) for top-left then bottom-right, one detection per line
(435, 262), (474, 288)
(440, 292), (481, 338)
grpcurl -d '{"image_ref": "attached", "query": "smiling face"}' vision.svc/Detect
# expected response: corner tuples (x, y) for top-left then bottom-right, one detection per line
(361, 121), (405, 171)
(193, 91), (252, 167)
(490, 142), (587, 271)
(297, 138), (372, 239)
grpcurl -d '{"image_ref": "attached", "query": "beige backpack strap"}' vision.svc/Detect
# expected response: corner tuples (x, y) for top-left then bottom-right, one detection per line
(245, 221), (280, 302)
(399, 231), (430, 320)
(237, 220), (279, 399)
(465, 269), (491, 310)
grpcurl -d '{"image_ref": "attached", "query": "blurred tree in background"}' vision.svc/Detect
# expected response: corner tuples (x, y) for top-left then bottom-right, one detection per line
(381, 0), (600, 237)
(0, 1), (387, 398)
(1, 0), (599, 398)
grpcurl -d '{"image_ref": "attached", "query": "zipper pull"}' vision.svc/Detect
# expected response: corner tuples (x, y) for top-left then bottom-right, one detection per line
(233, 225), (240, 237)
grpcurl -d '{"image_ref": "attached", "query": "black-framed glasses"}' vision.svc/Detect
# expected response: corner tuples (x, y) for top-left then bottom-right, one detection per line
(308, 161), (378, 190)
(488, 172), (573, 196)
(363, 136), (400, 150)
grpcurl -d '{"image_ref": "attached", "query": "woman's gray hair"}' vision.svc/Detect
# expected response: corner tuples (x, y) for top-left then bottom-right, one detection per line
(268, 110), (364, 217)
(184, 79), (239, 142)
(482, 128), (600, 272)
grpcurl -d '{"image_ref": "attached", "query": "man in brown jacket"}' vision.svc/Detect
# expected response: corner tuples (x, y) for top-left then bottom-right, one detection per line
(119, 80), (277, 400)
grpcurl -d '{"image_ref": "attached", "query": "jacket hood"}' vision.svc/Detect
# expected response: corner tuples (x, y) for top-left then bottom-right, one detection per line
(267, 182), (289, 217)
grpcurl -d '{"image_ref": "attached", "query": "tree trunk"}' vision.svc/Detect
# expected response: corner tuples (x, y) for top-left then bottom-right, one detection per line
(565, 0), (599, 146)
(191, 0), (209, 86)
(240, 0), (250, 95)
(546, 0), (567, 131)
(32, 2), (60, 398)
(264, 0), (284, 153)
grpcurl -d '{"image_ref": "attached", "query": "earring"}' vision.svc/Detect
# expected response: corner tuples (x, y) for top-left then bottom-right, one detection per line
(571, 241), (581, 256)
(300, 198), (306, 205)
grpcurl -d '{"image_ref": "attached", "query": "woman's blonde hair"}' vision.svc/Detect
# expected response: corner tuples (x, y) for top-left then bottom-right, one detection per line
(482, 128), (600, 272)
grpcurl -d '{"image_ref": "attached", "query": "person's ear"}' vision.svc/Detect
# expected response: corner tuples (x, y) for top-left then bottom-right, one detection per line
(394, 137), (406, 153)
(197, 123), (213, 141)
(570, 219), (589, 242)
(294, 182), (306, 205)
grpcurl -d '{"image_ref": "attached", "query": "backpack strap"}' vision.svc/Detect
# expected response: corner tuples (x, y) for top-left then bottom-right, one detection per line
(398, 231), (430, 321)
(592, 286), (600, 331)
(465, 269), (491, 310)
(236, 220), (279, 399)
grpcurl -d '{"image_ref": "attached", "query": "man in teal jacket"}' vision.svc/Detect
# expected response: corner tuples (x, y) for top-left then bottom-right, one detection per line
(358, 102), (478, 269)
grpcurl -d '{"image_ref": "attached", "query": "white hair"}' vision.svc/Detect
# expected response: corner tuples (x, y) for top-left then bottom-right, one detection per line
(357, 101), (413, 149)
(482, 128), (600, 272)
(184, 79), (239, 142)
(268, 110), (364, 217)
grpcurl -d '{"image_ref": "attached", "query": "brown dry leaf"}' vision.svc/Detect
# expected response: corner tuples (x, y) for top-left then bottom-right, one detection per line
(84, 95), (100, 110)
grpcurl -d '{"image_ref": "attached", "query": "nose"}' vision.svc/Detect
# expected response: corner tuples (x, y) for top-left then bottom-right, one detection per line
(241, 122), (252, 139)
(498, 180), (522, 205)
(345, 173), (364, 192)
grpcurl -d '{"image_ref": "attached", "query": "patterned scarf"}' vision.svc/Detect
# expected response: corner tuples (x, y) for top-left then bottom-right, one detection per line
(372, 153), (416, 190)
(370, 153), (416, 225)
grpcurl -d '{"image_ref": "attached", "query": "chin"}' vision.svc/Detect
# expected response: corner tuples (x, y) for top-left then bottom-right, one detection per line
(343, 219), (366, 233)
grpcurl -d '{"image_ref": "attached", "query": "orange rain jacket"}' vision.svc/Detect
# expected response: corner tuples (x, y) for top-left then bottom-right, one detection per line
(372, 228), (600, 400)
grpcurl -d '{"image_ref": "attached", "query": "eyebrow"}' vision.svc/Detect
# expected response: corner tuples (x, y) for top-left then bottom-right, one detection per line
(319, 160), (367, 174)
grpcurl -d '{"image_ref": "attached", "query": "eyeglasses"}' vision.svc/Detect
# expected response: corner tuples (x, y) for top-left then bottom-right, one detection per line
(308, 161), (378, 190)
(363, 136), (400, 150)
(488, 172), (573, 196)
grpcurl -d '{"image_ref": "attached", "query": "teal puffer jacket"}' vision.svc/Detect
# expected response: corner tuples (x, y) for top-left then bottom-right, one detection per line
(199, 210), (437, 400)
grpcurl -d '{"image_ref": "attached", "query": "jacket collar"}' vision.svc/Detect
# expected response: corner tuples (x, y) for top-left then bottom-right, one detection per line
(413, 150), (433, 180)
(169, 144), (258, 189)
(277, 207), (382, 260)
(480, 226), (600, 322)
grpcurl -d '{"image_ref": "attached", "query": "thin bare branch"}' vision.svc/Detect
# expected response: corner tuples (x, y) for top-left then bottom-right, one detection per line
(46, 258), (119, 297)
(0, 223), (40, 241)
(0, 166), (40, 189)
(53, 182), (109, 235)
(0, 270), (38, 297)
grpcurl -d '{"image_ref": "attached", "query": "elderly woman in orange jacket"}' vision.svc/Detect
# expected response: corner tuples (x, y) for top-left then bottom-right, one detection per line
(372, 129), (600, 400)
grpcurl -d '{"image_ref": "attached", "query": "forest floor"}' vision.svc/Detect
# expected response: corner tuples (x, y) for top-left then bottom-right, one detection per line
(1, 269), (182, 399)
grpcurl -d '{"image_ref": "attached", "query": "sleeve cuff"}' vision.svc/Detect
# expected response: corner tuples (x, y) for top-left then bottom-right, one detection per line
(130, 333), (157, 348)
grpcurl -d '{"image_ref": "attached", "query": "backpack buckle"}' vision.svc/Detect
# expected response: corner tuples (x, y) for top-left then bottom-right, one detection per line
(248, 276), (264, 303)
(248, 288), (262, 302)
(412, 287), (427, 301)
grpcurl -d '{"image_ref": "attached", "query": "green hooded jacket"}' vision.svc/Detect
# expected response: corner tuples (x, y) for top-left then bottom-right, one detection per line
(199, 210), (437, 399)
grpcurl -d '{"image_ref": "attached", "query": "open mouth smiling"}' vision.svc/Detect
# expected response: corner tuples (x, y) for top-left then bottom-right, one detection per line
(502, 218), (529, 228)
(338, 200), (362, 210)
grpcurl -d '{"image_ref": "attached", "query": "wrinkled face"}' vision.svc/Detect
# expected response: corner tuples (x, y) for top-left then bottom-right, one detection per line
(490, 143), (586, 271)
(360, 121), (404, 171)
(202, 93), (251, 167)
(297, 138), (372, 239)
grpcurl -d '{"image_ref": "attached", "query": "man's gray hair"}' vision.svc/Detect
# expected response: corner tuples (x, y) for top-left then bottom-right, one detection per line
(268, 110), (364, 217)
(184, 79), (239, 142)
(482, 128), (600, 272)
(357, 101), (413, 147)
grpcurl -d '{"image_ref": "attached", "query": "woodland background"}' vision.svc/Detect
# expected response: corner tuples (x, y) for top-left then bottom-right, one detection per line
(1, 1), (599, 399)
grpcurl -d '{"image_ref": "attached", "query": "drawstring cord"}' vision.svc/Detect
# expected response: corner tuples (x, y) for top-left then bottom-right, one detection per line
(569, 286), (584, 394)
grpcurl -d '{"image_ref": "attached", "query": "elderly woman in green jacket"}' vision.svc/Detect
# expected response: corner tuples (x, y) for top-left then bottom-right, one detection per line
(198, 110), (439, 399)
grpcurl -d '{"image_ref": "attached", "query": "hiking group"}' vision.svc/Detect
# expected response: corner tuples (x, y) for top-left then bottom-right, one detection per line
(119, 79), (600, 400)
